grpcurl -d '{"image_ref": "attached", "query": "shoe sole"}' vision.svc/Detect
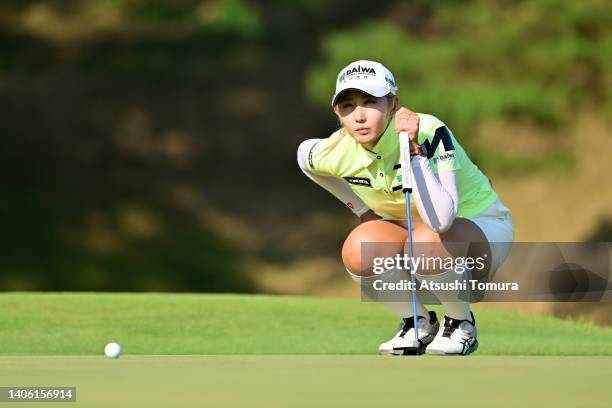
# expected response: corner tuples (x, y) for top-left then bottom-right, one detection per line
(391, 345), (426, 356)
(381, 333), (435, 356)
(425, 340), (479, 356)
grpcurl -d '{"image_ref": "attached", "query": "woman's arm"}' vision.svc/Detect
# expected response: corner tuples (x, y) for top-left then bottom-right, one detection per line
(410, 155), (458, 233)
(297, 139), (372, 217)
(394, 108), (459, 232)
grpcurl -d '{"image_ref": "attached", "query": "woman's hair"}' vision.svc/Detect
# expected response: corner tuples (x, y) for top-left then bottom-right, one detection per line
(323, 93), (396, 152)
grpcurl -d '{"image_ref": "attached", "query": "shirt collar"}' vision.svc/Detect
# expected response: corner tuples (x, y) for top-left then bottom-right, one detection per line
(353, 118), (399, 168)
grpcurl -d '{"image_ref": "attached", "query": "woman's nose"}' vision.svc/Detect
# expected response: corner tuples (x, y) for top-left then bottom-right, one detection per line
(354, 106), (366, 122)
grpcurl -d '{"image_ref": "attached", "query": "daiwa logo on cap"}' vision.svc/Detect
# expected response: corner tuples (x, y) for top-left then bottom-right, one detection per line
(339, 64), (377, 83)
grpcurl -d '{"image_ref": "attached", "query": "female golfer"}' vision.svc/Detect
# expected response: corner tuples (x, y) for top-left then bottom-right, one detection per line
(297, 60), (514, 355)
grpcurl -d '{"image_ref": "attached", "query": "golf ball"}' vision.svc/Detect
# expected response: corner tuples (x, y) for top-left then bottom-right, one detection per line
(104, 342), (121, 358)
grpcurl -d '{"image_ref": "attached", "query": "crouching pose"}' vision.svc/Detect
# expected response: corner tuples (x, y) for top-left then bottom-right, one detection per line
(297, 60), (514, 355)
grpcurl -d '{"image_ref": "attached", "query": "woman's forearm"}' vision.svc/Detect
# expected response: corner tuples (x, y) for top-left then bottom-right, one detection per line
(409, 155), (459, 233)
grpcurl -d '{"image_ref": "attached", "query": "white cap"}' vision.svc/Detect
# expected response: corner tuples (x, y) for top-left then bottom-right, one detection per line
(331, 60), (398, 106)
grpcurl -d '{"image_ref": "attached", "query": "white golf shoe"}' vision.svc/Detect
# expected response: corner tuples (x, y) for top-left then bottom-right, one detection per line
(379, 311), (439, 356)
(426, 312), (479, 356)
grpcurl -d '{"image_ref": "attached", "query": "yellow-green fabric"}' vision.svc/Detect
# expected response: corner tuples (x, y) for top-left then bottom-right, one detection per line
(307, 114), (498, 220)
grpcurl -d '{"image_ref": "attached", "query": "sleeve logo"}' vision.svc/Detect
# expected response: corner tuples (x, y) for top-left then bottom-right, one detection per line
(343, 177), (372, 187)
(307, 142), (318, 169)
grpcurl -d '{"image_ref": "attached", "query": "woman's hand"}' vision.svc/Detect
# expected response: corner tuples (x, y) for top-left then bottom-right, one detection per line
(394, 107), (422, 155)
(359, 210), (382, 223)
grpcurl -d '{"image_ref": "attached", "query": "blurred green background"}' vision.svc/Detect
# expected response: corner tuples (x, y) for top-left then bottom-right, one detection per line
(1, 0), (610, 310)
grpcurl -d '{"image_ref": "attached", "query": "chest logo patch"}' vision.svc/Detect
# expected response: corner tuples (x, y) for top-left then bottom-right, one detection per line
(344, 177), (372, 187)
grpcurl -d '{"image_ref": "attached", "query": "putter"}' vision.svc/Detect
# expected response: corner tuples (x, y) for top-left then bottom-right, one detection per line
(398, 131), (423, 354)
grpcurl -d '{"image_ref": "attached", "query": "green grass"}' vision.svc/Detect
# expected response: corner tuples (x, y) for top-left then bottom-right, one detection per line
(1, 293), (612, 407)
(2, 355), (612, 408)
(1, 293), (611, 355)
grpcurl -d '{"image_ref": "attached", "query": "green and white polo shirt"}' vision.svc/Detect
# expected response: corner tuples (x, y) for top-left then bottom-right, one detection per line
(307, 114), (498, 220)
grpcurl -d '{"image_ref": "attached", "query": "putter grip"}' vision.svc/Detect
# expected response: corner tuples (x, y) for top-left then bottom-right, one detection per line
(398, 131), (413, 192)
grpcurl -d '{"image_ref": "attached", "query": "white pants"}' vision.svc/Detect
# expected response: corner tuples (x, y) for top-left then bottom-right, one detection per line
(467, 198), (514, 279)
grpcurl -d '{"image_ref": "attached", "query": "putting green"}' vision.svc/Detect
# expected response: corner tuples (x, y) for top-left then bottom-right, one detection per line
(1, 355), (611, 408)
(1, 293), (611, 355)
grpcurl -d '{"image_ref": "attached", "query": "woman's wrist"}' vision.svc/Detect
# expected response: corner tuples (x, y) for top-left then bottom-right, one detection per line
(409, 142), (427, 157)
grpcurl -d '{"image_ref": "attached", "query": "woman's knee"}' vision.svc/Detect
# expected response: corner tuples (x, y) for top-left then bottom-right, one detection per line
(341, 228), (362, 275)
(413, 218), (492, 278)
(342, 220), (407, 276)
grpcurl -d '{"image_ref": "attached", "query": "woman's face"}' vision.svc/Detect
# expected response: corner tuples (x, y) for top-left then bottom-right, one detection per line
(334, 90), (397, 149)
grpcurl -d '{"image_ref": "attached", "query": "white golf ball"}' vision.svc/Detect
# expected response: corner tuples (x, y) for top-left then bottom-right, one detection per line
(104, 342), (121, 359)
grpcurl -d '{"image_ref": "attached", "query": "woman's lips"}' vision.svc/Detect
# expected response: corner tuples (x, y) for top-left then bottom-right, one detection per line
(354, 127), (370, 135)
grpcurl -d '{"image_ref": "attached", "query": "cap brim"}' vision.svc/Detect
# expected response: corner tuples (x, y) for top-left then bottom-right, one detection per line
(331, 85), (391, 107)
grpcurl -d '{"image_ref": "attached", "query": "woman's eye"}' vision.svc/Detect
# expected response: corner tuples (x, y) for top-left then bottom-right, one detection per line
(364, 99), (376, 104)
(341, 103), (353, 109)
